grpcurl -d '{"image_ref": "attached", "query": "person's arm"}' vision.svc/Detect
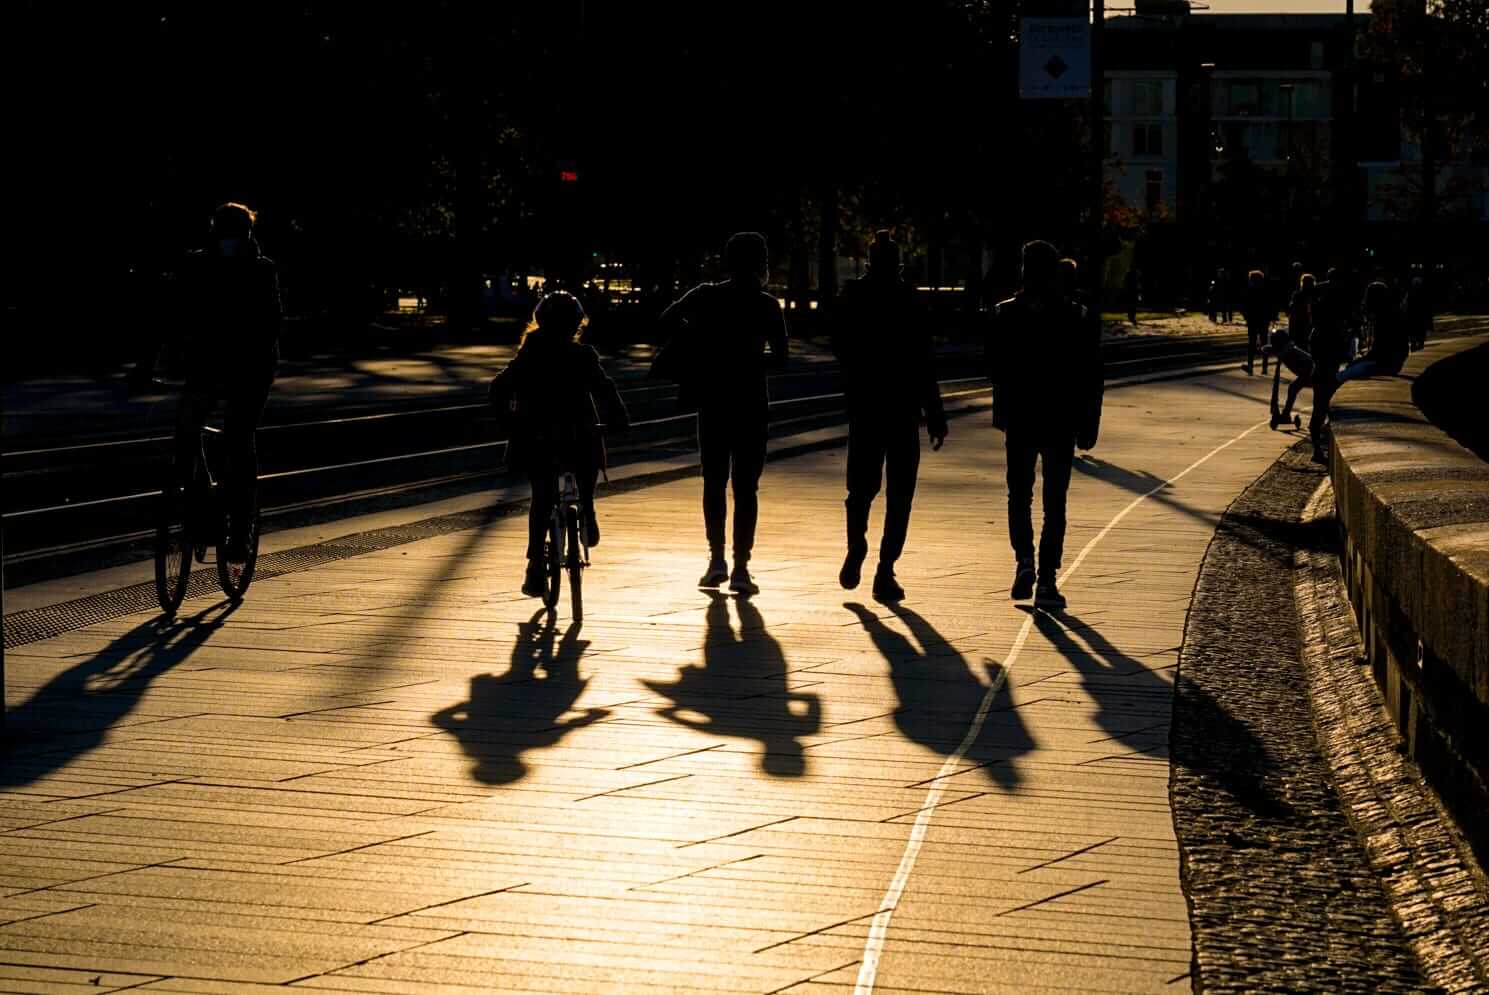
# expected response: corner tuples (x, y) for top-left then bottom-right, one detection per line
(911, 293), (946, 447)
(986, 304), (1007, 431)
(766, 296), (788, 372)
(1076, 304), (1104, 450)
(585, 347), (630, 433)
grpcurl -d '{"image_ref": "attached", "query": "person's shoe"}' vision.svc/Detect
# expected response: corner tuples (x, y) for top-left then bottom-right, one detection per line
(872, 566), (904, 603)
(698, 556), (729, 587)
(729, 564), (759, 595)
(1034, 580), (1067, 611)
(839, 544), (867, 590)
(1311, 447), (1329, 465)
(583, 507), (601, 548)
(1244, 362), (1254, 376)
(521, 561), (547, 598)
(1011, 559), (1036, 600)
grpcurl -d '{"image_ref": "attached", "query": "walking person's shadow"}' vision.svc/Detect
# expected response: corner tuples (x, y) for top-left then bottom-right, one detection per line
(1026, 608), (1291, 817)
(431, 609), (608, 784)
(846, 602), (1034, 790)
(643, 592), (820, 776)
(2, 601), (238, 789)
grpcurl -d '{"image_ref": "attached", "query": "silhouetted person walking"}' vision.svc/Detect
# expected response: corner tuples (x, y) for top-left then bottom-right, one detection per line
(1242, 269), (1274, 375)
(1306, 268), (1353, 464)
(1405, 274), (1431, 351)
(172, 202), (281, 562)
(987, 240), (1102, 610)
(655, 232), (788, 593)
(1339, 281), (1409, 382)
(833, 230), (947, 603)
(1123, 267), (1141, 325)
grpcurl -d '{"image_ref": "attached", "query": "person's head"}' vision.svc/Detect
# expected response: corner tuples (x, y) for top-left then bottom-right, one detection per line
(1248, 269), (1264, 287)
(724, 231), (769, 287)
(1300, 272), (1316, 292)
(1363, 280), (1392, 317)
(523, 290), (587, 346)
(1057, 257), (1079, 295)
(1292, 260), (1303, 275)
(867, 229), (901, 277)
(1411, 275), (1425, 292)
(211, 202), (256, 241)
(1020, 239), (1060, 293)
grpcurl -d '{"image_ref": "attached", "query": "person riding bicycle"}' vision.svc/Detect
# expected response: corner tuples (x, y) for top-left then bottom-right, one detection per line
(489, 291), (630, 598)
(172, 202), (281, 561)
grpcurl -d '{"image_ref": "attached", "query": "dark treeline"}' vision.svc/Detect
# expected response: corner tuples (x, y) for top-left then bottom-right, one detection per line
(11, 1), (1067, 356)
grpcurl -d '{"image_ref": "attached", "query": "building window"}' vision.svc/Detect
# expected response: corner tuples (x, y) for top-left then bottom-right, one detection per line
(1227, 81), (1261, 116)
(1134, 80), (1163, 115)
(1104, 122), (1114, 158)
(1145, 169), (1163, 215)
(1103, 79), (1113, 115)
(1133, 123), (1164, 157)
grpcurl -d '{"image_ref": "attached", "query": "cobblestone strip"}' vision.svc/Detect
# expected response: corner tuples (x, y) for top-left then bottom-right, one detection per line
(1295, 481), (1489, 993)
(1171, 442), (1426, 993)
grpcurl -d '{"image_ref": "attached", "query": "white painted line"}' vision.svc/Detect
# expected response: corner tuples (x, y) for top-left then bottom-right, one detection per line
(853, 410), (1275, 994)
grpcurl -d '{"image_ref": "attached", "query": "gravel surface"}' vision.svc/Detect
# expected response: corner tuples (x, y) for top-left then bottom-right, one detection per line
(1171, 442), (1427, 993)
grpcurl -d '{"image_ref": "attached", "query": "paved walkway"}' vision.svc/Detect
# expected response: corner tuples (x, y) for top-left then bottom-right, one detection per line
(0, 367), (1298, 993)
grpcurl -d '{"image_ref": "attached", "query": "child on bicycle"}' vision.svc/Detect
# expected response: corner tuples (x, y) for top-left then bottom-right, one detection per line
(490, 292), (630, 597)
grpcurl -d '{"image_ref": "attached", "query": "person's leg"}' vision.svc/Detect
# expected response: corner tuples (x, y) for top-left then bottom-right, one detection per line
(697, 409), (730, 561)
(842, 417), (883, 588)
(526, 471), (557, 561)
(1282, 375), (1307, 418)
(1246, 326), (1258, 373)
(1005, 432), (1037, 566)
(578, 459), (601, 546)
(173, 385), (212, 489)
(878, 419), (921, 568)
(1338, 358), (1380, 382)
(1310, 377), (1336, 461)
(1036, 434), (1077, 584)
(729, 414), (768, 566)
(222, 375), (272, 553)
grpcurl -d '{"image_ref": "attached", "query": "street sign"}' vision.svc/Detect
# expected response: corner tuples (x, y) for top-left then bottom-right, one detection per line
(1019, 17), (1091, 99)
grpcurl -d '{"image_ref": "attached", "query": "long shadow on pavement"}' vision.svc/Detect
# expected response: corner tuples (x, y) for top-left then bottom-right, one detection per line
(643, 592), (821, 777)
(1028, 607), (1291, 818)
(846, 602), (1034, 791)
(1, 600), (238, 789)
(430, 608), (608, 784)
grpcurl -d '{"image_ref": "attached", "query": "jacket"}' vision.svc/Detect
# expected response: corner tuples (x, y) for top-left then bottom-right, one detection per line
(489, 336), (630, 472)
(832, 275), (946, 435)
(176, 240), (281, 385)
(986, 291), (1103, 444)
(653, 281), (788, 414)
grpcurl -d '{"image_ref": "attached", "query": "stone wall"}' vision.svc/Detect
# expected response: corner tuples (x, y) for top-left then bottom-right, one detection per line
(1329, 332), (1489, 866)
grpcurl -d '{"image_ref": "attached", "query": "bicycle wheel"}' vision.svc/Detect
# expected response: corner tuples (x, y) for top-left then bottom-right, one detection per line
(154, 484), (193, 615)
(542, 510), (563, 609)
(565, 504), (583, 622)
(217, 504), (261, 601)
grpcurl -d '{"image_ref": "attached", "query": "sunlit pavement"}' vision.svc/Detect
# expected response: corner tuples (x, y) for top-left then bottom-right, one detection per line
(0, 366), (1299, 993)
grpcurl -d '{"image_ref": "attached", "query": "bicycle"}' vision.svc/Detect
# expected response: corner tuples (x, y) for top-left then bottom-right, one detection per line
(539, 467), (588, 621)
(155, 423), (261, 614)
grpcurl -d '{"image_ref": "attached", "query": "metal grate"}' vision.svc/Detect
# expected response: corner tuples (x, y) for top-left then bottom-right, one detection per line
(4, 503), (526, 649)
(4, 450), (713, 649)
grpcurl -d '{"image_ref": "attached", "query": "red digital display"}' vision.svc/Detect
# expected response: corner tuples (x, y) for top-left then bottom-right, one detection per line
(560, 170), (579, 183)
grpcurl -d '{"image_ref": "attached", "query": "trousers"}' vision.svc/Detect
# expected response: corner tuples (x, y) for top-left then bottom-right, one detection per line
(174, 374), (273, 544)
(527, 462), (598, 560)
(1005, 428), (1076, 580)
(699, 407), (768, 561)
(845, 416), (921, 566)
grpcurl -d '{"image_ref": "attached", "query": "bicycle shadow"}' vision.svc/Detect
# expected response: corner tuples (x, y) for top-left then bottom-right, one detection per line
(430, 608), (608, 784)
(643, 592), (821, 777)
(1, 601), (238, 789)
(845, 602), (1034, 791)
(1025, 607), (1291, 818)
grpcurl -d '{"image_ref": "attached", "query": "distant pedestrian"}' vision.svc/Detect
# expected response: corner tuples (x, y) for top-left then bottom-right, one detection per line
(1339, 281), (1409, 382)
(1405, 274), (1431, 351)
(1218, 268), (1234, 324)
(833, 230), (948, 603)
(1306, 269), (1353, 464)
(1288, 271), (1316, 340)
(1242, 269), (1275, 375)
(1123, 267), (1141, 325)
(489, 292), (631, 597)
(653, 232), (789, 594)
(987, 240), (1103, 610)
